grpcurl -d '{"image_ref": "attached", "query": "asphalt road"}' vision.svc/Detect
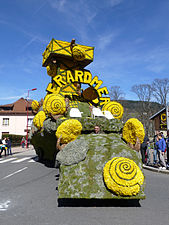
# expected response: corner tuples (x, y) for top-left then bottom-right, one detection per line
(0, 149), (169, 225)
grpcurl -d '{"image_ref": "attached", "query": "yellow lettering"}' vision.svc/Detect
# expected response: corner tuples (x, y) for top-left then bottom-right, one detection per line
(99, 97), (111, 106)
(66, 71), (75, 83)
(90, 76), (103, 90)
(46, 83), (60, 94)
(74, 70), (84, 83)
(53, 75), (66, 87)
(97, 87), (109, 97)
(84, 71), (92, 84)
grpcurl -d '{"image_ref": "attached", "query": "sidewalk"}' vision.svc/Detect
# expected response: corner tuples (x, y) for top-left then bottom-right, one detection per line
(141, 148), (169, 174)
(143, 164), (169, 175)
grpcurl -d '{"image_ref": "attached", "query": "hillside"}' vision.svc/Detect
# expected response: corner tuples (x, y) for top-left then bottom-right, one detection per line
(118, 100), (162, 123)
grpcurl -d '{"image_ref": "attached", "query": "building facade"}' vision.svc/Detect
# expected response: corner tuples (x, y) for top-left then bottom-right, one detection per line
(150, 106), (169, 135)
(0, 98), (34, 139)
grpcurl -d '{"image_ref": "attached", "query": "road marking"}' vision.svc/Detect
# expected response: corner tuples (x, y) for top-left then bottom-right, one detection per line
(28, 159), (36, 162)
(0, 200), (11, 211)
(2, 167), (28, 180)
(11, 157), (31, 163)
(0, 158), (17, 163)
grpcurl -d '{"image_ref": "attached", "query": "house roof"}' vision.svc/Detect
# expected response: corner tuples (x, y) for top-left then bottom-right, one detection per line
(149, 107), (166, 120)
(0, 98), (33, 115)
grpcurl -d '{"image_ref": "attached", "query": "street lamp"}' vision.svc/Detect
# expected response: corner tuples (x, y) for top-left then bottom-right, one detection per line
(26, 88), (37, 148)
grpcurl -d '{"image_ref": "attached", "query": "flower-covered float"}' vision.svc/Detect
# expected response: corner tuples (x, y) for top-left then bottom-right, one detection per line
(29, 38), (146, 203)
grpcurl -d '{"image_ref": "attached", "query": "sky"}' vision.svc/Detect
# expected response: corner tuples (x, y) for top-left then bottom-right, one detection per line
(0, 0), (169, 105)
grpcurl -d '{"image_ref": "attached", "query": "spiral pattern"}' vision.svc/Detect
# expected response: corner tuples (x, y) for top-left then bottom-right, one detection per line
(33, 111), (46, 130)
(72, 46), (86, 61)
(122, 118), (145, 144)
(31, 100), (40, 111)
(43, 94), (66, 115)
(56, 119), (82, 144)
(103, 157), (144, 196)
(46, 63), (57, 77)
(102, 101), (123, 120)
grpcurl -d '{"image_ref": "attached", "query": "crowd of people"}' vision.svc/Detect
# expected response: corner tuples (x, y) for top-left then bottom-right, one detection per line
(140, 130), (169, 170)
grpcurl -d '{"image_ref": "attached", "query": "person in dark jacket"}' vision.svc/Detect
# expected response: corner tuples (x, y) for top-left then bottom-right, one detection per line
(153, 130), (160, 166)
(6, 137), (12, 155)
(140, 135), (149, 165)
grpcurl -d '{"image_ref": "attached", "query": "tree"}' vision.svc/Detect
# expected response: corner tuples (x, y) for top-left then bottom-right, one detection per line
(151, 78), (169, 106)
(131, 84), (154, 134)
(109, 86), (125, 101)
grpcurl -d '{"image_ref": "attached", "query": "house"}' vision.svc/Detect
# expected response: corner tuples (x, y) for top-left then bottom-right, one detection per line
(0, 98), (34, 139)
(149, 106), (169, 135)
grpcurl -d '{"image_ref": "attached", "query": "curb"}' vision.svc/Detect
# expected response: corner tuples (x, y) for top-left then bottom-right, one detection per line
(143, 165), (169, 175)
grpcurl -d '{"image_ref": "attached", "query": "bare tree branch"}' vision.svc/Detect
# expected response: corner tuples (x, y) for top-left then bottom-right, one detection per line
(152, 78), (169, 106)
(109, 86), (125, 101)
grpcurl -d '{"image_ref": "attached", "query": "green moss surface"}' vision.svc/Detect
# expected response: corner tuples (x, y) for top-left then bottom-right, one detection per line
(58, 133), (146, 200)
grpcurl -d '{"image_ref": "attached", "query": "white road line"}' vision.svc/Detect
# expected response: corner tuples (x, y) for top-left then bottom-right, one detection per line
(0, 158), (17, 163)
(11, 157), (31, 163)
(28, 159), (35, 162)
(0, 200), (11, 211)
(2, 167), (28, 180)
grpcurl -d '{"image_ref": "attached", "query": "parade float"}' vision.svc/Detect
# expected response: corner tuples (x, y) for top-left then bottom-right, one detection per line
(29, 38), (146, 204)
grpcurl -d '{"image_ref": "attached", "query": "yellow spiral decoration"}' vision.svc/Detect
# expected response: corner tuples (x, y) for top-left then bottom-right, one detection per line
(56, 119), (82, 144)
(72, 46), (86, 61)
(122, 118), (145, 144)
(102, 101), (123, 120)
(33, 111), (46, 130)
(46, 63), (57, 77)
(103, 157), (144, 196)
(161, 113), (166, 122)
(31, 100), (40, 111)
(43, 94), (66, 115)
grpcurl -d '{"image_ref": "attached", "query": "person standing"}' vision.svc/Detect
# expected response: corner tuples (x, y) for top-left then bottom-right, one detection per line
(156, 133), (166, 169)
(21, 137), (25, 148)
(153, 130), (160, 166)
(146, 141), (151, 166)
(166, 130), (169, 169)
(6, 137), (12, 155)
(140, 135), (149, 165)
(1, 137), (7, 156)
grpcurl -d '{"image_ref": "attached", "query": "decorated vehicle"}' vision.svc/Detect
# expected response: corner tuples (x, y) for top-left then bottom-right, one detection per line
(30, 38), (146, 204)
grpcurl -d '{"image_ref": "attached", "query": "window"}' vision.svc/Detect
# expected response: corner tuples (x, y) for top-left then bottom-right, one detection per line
(2, 118), (9, 126)
(28, 118), (33, 126)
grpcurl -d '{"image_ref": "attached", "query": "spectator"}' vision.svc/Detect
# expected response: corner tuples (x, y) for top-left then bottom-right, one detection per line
(156, 133), (166, 169)
(146, 141), (151, 166)
(140, 134), (149, 165)
(1, 137), (7, 156)
(21, 137), (25, 148)
(6, 137), (12, 155)
(153, 130), (160, 166)
(166, 130), (169, 169)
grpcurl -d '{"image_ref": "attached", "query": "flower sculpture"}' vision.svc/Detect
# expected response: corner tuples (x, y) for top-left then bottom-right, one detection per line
(102, 101), (123, 120)
(56, 119), (82, 144)
(103, 157), (144, 196)
(33, 111), (46, 130)
(31, 100), (40, 111)
(46, 63), (57, 77)
(43, 94), (66, 115)
(122, 118), (145, 144)
(72, 46), (86, 61)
